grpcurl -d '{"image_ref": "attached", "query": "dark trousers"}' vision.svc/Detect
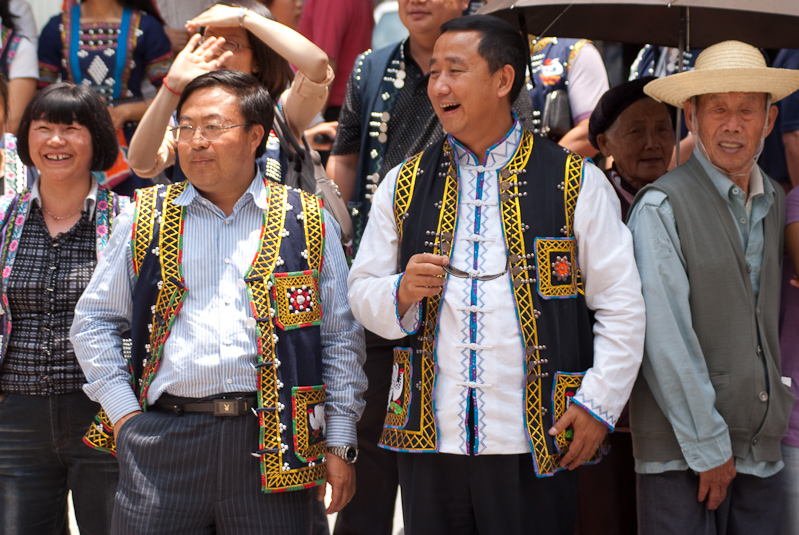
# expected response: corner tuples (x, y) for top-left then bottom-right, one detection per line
(637, 469), (784, 535)
(575, 431), (637, 535)
(333, 335), (398, 535)
(0, 392), (119, 535)
(113, 410), (314, 535)
(398, 452), (578, 535)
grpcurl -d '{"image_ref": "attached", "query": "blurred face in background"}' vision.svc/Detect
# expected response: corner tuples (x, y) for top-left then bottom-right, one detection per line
(261, 0), (303, 29)
(398, 0), (470, 40)
(202, 26), (257, 74)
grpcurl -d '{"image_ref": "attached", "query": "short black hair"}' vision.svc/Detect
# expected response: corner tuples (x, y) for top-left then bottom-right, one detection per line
(17, 83), (119, 171)
(176, 69), (274, 158)
(440, 15), (527, 103)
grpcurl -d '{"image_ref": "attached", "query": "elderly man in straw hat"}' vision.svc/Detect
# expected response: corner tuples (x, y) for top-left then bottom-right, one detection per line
(627, 40), (799, 534)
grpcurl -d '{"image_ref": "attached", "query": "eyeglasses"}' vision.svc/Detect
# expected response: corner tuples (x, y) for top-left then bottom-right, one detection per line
(442, 255), (510, 281)
(199, 35), (253, 53)
(172, 123), (250, 143)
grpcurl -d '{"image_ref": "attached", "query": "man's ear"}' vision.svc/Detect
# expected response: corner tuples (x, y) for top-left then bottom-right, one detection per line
(496, 64), (515, 99)
(683, 99), (696, 135)
(765, 103), (778, 138)
(249, 123), (265, 153)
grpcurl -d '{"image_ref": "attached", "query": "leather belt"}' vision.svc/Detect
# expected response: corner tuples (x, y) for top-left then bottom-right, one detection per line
(153, 393), (257, 416)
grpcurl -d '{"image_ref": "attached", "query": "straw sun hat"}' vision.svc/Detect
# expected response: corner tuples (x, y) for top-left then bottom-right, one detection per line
(644, 40), (799, 108)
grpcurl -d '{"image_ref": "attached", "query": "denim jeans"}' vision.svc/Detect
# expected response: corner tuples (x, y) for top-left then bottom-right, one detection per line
(0, 391), (119, 535)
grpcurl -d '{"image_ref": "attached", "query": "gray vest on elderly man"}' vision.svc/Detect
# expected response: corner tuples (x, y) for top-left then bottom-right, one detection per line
(629, 155), (794, 464)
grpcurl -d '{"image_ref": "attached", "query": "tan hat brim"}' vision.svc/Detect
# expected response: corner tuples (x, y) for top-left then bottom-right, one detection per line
(644, 67), (799, 107)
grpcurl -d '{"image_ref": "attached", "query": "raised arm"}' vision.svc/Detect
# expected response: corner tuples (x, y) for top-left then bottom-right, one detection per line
(127, 34), (231, 177)
(187, 5), (332, 138)
(187, 5), (328, 83)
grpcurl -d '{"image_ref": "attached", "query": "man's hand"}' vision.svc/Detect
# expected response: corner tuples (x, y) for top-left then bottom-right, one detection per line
(397, 253), (449, 317)
(318, 453), (355, 514)
(113, 410), (142, 442)
(697, 456), (736, 510)
(549, 403), (608, 470)
(164, 34), (233, 94)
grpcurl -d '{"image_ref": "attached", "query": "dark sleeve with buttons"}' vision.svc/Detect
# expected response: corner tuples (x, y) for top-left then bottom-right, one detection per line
(330, 57), (364, 156)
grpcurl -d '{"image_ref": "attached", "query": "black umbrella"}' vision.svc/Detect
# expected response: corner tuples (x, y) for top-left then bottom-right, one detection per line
(478, 0), (799, 159)
(477, 0), (799, 49)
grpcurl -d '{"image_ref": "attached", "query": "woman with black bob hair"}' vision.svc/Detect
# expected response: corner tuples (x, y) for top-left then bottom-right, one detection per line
(127, 0), (332, 184)
(0, 83), (128, 534)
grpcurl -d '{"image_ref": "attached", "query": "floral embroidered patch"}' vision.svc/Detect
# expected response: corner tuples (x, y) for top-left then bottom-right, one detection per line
(271, 270), (322, 330)
(535, 237), (577, 299)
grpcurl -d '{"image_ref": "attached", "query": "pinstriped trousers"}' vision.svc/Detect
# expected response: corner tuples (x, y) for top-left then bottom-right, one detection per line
(112, 410), (314, 535)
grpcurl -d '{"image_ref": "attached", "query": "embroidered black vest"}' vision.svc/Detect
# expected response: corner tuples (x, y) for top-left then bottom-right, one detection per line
(84, 181), (329, 492)
(380, 131), (603, 476)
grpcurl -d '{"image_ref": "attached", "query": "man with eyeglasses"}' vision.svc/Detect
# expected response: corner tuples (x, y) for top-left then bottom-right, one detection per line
(348, 16), (644, 534)
(71, 70), (367, 534)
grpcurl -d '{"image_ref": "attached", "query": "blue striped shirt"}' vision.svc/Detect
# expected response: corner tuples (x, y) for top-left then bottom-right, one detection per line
(71, 174), (367, 446)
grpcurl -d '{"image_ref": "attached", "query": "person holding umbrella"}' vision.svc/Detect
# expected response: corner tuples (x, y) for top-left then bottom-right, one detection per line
(628, 40), (799, 534)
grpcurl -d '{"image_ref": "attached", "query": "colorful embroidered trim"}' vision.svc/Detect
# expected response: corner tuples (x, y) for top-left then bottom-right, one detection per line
(271, 270), (322, 331)
(393, 152), (423, 244)
(83, 408), (116, 455)
(571, 392), (616, 432)
(393, 273), (421, 336)
(2, 135), (26, 195)
(291, 384), (326, 463)
(131, 184), (160, 278)
(562, 152), (584, 294)
(385, 348), (413, 428)
(245, 185), (326, 492)
(498, 130), (562, 476)
(300, 191), (324, 273)
(380, 141), (459, 453)
(138, 183), (188, 409)
(551, 371), (585, 453)
(535, 237), (577, 299)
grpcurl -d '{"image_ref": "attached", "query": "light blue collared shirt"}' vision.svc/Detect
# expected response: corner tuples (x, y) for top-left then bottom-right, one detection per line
(71, 174), (367, 446)
(627, 151), (781, 477)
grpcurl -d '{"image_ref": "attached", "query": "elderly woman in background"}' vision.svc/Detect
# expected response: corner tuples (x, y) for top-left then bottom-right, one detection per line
(0, 83), (127, 535)
(588, 76), (676, 220)
(573, 76), (675, 535)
